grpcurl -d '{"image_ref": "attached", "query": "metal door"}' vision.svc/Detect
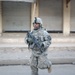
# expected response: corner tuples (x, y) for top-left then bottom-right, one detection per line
(39, 0), (63, 32)
(71, 0), (75, 32)
(2, 1), (31, 31)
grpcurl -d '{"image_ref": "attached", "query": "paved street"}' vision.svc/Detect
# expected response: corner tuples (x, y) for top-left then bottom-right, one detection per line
(0, 64), (75, 75)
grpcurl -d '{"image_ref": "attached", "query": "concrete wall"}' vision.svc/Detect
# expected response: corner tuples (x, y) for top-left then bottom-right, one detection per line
(39, 0), (63, 31)
(1, 0), (75, 34)
(70, 0), (75, 31)
(0, 1), (2, 35)
(2, 2), (31, 31)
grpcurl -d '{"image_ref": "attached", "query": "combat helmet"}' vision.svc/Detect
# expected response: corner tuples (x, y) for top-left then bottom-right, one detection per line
(33, 17), (43, 27)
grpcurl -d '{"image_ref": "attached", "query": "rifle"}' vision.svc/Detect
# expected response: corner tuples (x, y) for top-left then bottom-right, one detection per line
(27, 31), (43, 53)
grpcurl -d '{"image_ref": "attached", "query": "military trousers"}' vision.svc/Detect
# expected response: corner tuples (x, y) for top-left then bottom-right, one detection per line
(30, 54), (52, 75)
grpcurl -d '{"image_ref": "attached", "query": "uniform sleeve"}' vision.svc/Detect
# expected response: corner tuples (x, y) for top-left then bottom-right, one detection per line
(25, 33), (28, 44)
(25, 31), (34, 49)
(42, 31), (51, 49)
(25, 31), (32, 44)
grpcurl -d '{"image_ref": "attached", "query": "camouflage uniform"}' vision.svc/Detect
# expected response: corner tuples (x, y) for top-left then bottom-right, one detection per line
(25, 17), (52, 75)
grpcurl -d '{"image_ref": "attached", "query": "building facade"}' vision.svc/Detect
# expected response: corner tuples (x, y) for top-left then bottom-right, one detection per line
(0, 0), (75, 36)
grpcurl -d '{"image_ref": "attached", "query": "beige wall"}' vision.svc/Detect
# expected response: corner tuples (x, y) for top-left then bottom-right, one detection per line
(63, 0), (70, 35)
(31, 0), (39, 30)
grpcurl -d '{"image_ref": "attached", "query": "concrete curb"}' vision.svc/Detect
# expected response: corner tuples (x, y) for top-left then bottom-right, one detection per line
(0, 43), (75, 47)
(0, 58), (75, 65)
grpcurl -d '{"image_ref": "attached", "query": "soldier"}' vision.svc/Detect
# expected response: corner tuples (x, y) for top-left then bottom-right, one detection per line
(25, 17), (52, 75)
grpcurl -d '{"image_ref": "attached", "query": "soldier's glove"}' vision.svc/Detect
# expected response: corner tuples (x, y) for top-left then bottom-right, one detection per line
(40, 42), (44, 48)
(26, 38), (33, 45)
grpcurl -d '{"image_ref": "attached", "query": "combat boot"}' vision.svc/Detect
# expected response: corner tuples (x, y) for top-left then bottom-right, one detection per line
(48, 67), (52, 73)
